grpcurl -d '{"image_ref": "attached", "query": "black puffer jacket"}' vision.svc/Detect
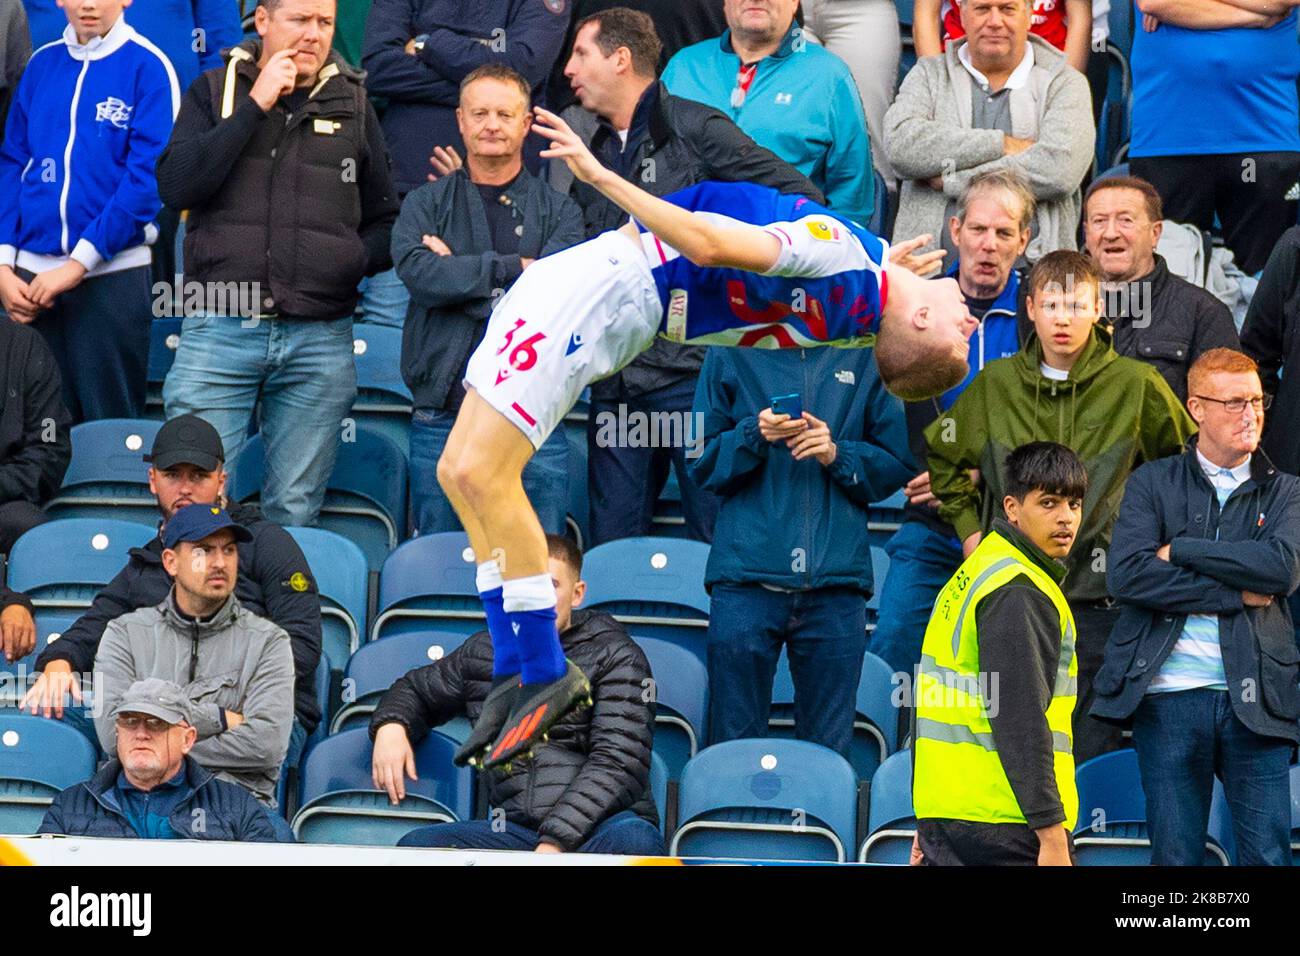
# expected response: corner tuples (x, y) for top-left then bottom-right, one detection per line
(0, 317), (70, 506)
(1242, 226), (1300, 476)
(369, 609), (656, 850)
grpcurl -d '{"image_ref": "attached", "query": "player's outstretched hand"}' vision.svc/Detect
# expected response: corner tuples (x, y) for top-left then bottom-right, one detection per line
(888, 235), (946, 277)
(532, 107), (608, 186)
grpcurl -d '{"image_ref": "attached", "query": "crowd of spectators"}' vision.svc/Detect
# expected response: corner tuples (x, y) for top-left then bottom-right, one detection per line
(0, 0), (1299, 863)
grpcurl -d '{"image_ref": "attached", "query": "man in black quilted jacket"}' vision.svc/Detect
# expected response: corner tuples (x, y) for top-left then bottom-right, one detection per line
(369, 534), (664, 855)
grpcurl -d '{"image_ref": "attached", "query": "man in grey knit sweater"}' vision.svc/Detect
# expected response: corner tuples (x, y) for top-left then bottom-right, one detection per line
(883, 0), (1094, 265)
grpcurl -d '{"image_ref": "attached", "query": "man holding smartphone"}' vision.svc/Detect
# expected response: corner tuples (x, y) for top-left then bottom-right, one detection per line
(688, 348), (914, 757)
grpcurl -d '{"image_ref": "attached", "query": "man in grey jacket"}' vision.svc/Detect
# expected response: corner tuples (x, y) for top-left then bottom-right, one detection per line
(883, 0), (1094, 265)
(93, 504), (295, 809)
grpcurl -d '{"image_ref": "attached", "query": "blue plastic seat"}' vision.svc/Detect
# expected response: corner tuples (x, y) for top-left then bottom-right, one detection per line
(867, 168), (890, 238)
(583, 537), (710, 662)
(769, 650), (898, 780)
(370, 532), (482, 641)
(231, 424), (408, 570)
(8, 519), (155, 609)
(866, 545), (891, 626)
(350, 325), (413, 460)
(45, 419), (163, 524)
(331, 630), (472, 734)
(1096, 41), (1132, 170)
(292, 727), (473, 845)
(0, 714), (97, 834)
(564, 422), (589, 550)
(671, 739), (857, 862)
(1073, 749), (1229, 865)
(650, 751), (669, 835)
(285, 526), (368, 671)
(858, 750), (915, 863)
(634, 635), (709, 781)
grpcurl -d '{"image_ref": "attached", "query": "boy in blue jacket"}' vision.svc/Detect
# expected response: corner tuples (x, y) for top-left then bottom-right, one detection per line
(0, 0), (179, 422)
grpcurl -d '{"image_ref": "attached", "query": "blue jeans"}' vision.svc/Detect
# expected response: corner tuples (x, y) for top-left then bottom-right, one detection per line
(1133, 688), (1293, 866)
(868, 519), (962, 676)
(408, 407), (570, 536)
(356, 268), (409, 328)
(707, 583), (867, 758)
(588, 376), (718, 546)
(163, 314), (357, 525)
(397, 809), (666, 856)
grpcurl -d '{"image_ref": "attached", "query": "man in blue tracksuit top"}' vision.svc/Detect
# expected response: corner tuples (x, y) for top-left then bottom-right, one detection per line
(0, 0), (179, 422)
(689, 344), (913, 758)
(868, 169), (1031, 678)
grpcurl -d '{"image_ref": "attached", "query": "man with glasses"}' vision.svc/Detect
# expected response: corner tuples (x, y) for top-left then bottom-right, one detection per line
(39, 678), (288, 841)
(1094, 348), (1300, 865)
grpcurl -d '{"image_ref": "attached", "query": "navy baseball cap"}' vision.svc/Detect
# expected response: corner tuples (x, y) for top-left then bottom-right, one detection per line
(162, 503), (253, 551)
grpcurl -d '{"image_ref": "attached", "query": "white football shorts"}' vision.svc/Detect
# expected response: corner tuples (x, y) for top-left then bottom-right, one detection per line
(464, 230), (663, 449)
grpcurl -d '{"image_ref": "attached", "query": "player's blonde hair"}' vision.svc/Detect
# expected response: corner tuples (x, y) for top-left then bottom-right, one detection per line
(875, 321), (969, 401)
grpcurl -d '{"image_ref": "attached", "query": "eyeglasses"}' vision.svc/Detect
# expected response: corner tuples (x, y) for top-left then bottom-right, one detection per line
(116, 714), (172, 733)
(1194, 395), (1272, 414)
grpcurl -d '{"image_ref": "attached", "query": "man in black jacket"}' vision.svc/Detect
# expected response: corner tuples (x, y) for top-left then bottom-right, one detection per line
(22, 415), (324, 771)
(155, 0), (398, 527)
(556, 7), (823, 547)
(1242, 224), (1300, 478)
(370, 534), (663, 855)
(395, 64), (584, 536)
(0, 315), (70, 553)
(1094, 348), (1300, 866)
(1079, 175), (1239, 404)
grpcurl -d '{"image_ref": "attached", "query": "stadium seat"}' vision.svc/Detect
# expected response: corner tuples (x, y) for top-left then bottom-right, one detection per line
(0, 713), (97, 835)
(634, 635), (709, 781)
(285, 527), (368, 671)
(565, 423), (589, 550)
(1073, 749), (1229, 865)
(1095, 163), (1131, 183)
(0, 611), (82, 708)
(671, 739), (857, 862)
(1108, 0), (1133, 58)
(330, 629), (472, 734)
(1096, 41), (1132, 171)
(144, 318), (183, 419)
(867, 545), (891, 627)
(45, 419), (163, 525)
(868, 168), (890, 238)
(8, 519), (155, 609)
(230, 424), (408, 571)
(896, 0), (917, 84)
(867, 488), (906, 549)
(650, 466), (688, 539)
(292, 727), (473, 845)
(350, 325), (413, 461)
(583, 537), (710, 663)
(769, 650), (898, 780)
(650, 751), (669, 836)
(858, 750), (915, 863)
(370, 532), (482, 642)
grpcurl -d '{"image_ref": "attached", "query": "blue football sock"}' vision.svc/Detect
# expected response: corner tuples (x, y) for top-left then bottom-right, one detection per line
(503, 573), (566, 685)
(477, 561), (518, 679)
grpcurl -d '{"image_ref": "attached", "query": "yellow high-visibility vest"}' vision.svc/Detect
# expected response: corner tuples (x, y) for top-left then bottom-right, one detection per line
(912, 529), (1079, 830)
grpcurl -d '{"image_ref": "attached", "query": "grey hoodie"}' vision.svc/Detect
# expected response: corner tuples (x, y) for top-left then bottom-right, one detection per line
(93, 591), (294, 806)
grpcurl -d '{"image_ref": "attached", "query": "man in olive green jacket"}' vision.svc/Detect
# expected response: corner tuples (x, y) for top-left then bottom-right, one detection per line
(926, 250), (1196, 762)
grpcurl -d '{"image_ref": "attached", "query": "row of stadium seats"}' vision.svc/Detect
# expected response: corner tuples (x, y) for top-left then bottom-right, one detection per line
(3, 710), (1290, 864)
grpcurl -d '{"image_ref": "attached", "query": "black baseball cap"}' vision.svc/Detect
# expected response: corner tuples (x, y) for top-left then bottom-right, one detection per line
(162, 503), (253, 550)
(145, 414), (225, 472)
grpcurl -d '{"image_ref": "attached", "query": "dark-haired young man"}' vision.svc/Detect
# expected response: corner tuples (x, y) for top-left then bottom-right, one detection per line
(369, 534), (663, 856)
(912, 441), (1086, 866)
(927, 250), (1195, 762)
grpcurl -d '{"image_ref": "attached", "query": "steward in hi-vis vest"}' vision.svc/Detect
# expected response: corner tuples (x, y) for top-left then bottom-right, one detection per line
(912, 441), (1087, 866)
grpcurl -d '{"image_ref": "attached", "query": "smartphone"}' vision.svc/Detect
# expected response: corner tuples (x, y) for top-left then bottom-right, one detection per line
(771, 393), (803, 420)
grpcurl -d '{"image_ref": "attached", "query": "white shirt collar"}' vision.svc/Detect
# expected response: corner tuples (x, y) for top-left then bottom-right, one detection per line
(63, 13), (132, 61)
(1196, 448), (1251, 484)
(958, 41), (1035, 92)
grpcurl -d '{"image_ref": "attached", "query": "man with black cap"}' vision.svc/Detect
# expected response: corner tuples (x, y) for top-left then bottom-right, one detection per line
(92, 503), (295, 808)
(39, 677), (288, 842)
(23, 414), (322, 778)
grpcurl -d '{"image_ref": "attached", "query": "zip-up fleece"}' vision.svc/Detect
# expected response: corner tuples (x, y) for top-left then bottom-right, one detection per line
(92, 590), (294, 806)
(690, 346), (914, 593)
(0, 15), (179, 276)
(925, 324), (1196, 602)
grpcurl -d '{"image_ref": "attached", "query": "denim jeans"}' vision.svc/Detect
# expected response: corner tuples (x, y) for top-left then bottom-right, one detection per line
(588, 376), (718, 546)
(356, 268), (409, 328)
(867, 518), (962, 676)
(162, 314), (357, 525)
(1133, 688), (1293, 866)
(707, 583), (867, 758)
(408, 407), (570, 536)
(396, 809), (665, 856)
